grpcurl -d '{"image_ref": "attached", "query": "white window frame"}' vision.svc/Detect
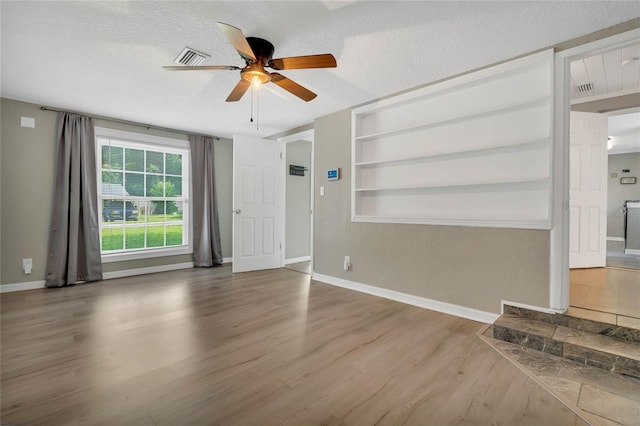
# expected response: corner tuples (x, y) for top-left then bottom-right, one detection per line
(95, 127), (192, 263)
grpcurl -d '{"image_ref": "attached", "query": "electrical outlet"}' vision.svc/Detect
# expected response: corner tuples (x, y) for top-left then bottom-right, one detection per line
(344, 256), (350, 271)
(22, 258), (33, 275)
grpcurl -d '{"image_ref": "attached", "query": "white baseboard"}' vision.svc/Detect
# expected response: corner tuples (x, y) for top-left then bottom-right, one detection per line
(607, 237), (625, 242)
(501, 300), (560, 315)
(285, 256), (311, 265)
(2, 262), (197, 293)
(1, 280), (46, 293)
(103, 262), (194, 280)
(312, 273), (499, 324)
(223, 257), (232, 264)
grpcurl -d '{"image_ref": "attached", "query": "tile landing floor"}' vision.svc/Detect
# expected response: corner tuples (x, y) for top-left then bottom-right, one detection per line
(480, 325), (640, 426)
(570, 267), (640, 329)
(481, 266), (640, 425)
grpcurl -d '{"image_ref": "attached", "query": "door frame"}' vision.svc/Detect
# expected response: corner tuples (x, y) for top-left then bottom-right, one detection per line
(278, 129), (315, 270)
(550, 28), (640, 311)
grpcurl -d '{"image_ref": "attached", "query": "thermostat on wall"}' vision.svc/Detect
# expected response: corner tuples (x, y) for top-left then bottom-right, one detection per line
(327, 168), (340, 181)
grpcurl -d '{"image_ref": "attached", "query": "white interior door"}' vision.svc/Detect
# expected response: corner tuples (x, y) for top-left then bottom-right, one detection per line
(569, 111), (608, 268)
(232, 135), (283, 273)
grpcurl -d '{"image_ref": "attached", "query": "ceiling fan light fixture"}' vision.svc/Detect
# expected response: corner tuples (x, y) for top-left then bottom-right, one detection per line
(241, 63), (271, 87)
(250, 76), (262, 88)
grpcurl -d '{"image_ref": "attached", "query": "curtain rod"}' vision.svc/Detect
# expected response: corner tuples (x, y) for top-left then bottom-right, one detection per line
(39, 106), (219, 140)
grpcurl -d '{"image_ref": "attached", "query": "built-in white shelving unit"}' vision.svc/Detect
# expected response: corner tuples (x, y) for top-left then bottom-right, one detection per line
(351, 50), (554, 229)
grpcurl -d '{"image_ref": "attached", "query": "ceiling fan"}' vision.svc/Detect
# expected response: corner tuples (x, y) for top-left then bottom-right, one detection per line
(164, 22), (337, 102)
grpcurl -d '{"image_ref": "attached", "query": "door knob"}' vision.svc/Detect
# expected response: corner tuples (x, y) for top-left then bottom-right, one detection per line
(233, 209), (241, 214)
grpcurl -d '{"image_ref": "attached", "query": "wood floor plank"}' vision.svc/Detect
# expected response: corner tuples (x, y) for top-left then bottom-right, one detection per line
(2, 265), (587, 425)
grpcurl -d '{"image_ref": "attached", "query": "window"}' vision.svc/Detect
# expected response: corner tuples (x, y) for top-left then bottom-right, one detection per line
(96, 128), (190, 261)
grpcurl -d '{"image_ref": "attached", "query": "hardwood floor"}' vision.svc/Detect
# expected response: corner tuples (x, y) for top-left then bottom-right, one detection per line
(284, 260), (312, 275)
(2, 266), (586, 425)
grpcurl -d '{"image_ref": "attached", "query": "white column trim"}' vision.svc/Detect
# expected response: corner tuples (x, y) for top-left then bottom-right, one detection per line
(549, 28), (640, 311)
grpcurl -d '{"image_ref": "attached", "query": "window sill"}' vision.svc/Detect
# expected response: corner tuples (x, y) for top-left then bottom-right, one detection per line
(101, 246), (192, 263)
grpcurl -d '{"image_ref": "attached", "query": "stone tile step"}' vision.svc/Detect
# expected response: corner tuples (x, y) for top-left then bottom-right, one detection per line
(554, 326), (640, 362)
(504, 305), (640, 344)
(493, 314), (640, 379)
(493, 314), (563, 356)
(480, 330), (640, 426)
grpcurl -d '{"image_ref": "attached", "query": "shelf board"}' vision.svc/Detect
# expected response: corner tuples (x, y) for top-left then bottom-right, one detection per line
(355, 176), (549, 193)
(351, 215), (552, 230)
(354, 138), (549, 167)
(354, 97), (549, 142)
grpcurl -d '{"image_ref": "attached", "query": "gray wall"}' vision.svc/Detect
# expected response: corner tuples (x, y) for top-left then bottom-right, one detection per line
(2, 98), (57, 284)
(0, 98), (233, 285)
(214, 138), (233, 260)
(285, 140), (312, 259)
(314, 109), (551, 314)
(608, 152), (640, 238)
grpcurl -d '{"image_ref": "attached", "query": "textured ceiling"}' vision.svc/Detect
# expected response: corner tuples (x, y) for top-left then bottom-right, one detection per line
(1, 1), (639, 139)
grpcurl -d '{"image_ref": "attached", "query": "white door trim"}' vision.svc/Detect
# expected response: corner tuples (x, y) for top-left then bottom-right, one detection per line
(550, 28), (640, 311)
(278, 129), (315, 271)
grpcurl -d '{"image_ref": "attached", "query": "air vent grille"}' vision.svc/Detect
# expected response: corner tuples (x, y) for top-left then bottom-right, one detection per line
(174, 47), (210, 66)
(576, 82), (594, 93)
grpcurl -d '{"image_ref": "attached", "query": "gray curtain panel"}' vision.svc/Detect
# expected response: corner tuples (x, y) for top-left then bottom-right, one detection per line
(46, 113), (103, 287)
(190, 135), (224, 267)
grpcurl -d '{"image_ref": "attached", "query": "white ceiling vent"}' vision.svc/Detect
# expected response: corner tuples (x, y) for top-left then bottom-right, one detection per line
(576, 82), (594, 94)
(174, 47), (210, 66)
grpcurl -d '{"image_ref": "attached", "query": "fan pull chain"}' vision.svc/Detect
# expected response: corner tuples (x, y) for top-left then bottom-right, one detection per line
(250, 86), (254, 124)
(248, 86), (260, 130)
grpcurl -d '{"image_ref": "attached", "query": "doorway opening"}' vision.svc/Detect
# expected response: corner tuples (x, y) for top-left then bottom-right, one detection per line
(601, 111), (640, 270)
(565, 39), (640, 323)
(280, 130), (314, 275)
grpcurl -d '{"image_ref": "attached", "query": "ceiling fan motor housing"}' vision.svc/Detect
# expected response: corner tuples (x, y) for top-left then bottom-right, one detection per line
(241, 37), (275, 84)
(246, 37), (275, 63)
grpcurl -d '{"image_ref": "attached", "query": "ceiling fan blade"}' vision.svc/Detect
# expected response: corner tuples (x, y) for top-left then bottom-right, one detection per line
(226, 80), (251, 102)
(268, 54), (336, 70)
(270, 73), (317, 102)
(217, 22), (256, 62)
(163, 65), (241, 71)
